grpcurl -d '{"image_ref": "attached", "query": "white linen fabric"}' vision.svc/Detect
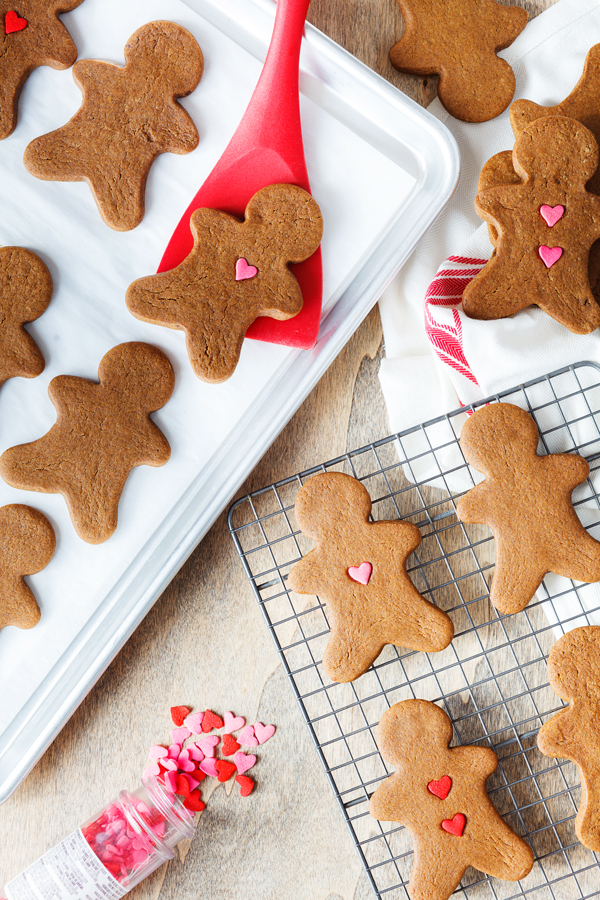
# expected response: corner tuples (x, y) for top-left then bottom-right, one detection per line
(379, 0), (600, 429)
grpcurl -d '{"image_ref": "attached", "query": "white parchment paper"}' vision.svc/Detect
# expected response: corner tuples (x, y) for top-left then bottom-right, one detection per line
(0, 0), (416, 732)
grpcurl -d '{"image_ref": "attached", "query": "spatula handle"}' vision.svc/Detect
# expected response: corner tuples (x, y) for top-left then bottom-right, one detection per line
(247, 0), (312, 160)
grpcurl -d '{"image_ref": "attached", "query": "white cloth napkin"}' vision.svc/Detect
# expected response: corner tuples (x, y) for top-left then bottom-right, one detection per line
(379, 0), (600, 429)
(378, 0), (600, 636)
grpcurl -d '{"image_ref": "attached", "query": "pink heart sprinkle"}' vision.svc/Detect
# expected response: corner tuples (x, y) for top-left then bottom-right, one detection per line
(238, 725), (258, 747)
(233, 750), (256, 775)
(186, 775), (201, 791)
(347, 562), (372, 585)
(178, 756), (196, 773)
(254, 722), (276, 744)
(183, 712), (204, 734)
(162, 758), (178, 771)
(187, 744), (204, 762)
(540, 204), (564, 227)
(171, 727), (191, 744)
(235, 257), (258, 281)
(164, 771), (178, 793)
(539, 245), (563, 268)
(167, 743), (181, 759)
(223, 711), (245, 733)
(198, 735), (220, 758)
(199, 758), (218, 778)
(148, 745), (168, 761)
(143, 764), (160, 780)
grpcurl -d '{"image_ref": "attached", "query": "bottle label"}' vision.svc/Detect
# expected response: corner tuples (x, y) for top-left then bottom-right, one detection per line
(5, 828), (127, 900)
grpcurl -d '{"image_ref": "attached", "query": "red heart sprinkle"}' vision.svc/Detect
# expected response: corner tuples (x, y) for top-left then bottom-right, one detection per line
(202, 709), (224, 732)
(236, 774), (255, 797)
(188, 766), (206, 782)
(441, 813), (466, 836)
(221, 733), (241, 756)
(215, 760), (237, 783)
(170, 706), (191, 727)
(5, 11), (27, 34)
(427, 775), (452, 800)
(175, 773), (191, 796)
(183, 789), (205, 812)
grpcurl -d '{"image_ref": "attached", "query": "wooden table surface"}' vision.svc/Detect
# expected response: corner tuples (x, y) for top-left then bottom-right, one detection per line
(0, 0), (558, 897)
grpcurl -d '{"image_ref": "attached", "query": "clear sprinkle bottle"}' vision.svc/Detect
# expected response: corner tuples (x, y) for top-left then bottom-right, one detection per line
(2, 776), (195, 899)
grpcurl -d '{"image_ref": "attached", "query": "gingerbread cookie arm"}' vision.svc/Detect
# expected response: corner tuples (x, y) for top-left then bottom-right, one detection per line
(537, 707), (573, 759)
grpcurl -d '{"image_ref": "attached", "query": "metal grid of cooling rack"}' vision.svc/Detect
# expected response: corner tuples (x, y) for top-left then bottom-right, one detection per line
(228, 361), (600, 900)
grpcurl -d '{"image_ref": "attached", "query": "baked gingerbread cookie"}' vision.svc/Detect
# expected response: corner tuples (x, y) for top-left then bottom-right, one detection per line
(0, 0), (84, 140)
(464, 116), (600, 333)
(537, 626), (600, 851)
(24, 21), (203, 231)
(480, 45), (600, 287)
(456, 403), (600, 615)
(369, 700), (534, 900)
(0, 246), (52, 386)
(0, 503), (55, 630)
(286, 473), (454, 683)
(0, 342), (174, 544)
(389, 0), (527, 122)
(126, 183), (323, 384)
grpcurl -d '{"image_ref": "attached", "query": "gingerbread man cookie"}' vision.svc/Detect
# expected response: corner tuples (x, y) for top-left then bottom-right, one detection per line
(456, 403), (600, 615)
(480, 45), (600, 289)
(369, 700), (534, 900)
(24, 21), (203, 231)
(0, 0), (84, 140)
(286, 473), (454, 683)
(537, 626), (600, 851)
(126, 183), (323, 384)
(0, 342), (174, 544)
(0, 503), (55, 630)
(389, 0), (527, 123)
(0, 246), (52, 387)
(463, 117), (600, 333)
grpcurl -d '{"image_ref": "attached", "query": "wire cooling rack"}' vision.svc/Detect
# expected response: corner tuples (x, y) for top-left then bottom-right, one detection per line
(228, 361), (600, 900)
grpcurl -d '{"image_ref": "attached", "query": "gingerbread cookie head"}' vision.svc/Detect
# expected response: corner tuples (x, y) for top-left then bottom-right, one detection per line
(389, 0), (527, 123)
(0, 503), (55, 630)
(513, 116), (598, 186)
(0, 0), (84, 139)
(375, 699), (453, 768)
(23, 21), (204, 231)
(370, 700), (534, 900)
(459, 403), (539, 477)
(537, 626), (600, 850)
(123, 20), (203, 99)
(288, 473), (453, 682)
(126, 183), (323, 383)
(546, 626), (600, 703)
(464, 116), (600, 334)
(294, 470), (372, 542)
(97, 340), (174, 413)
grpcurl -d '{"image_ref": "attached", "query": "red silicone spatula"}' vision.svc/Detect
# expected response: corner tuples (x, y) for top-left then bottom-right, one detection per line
(158, 0), (322, 349)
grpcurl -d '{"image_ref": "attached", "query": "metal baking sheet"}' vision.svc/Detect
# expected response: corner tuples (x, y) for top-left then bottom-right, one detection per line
(0, 0), (459, 803)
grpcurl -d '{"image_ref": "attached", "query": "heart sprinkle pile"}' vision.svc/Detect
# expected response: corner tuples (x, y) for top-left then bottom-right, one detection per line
(78, 706), (276, 886)
(142, 705), (276, 811)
